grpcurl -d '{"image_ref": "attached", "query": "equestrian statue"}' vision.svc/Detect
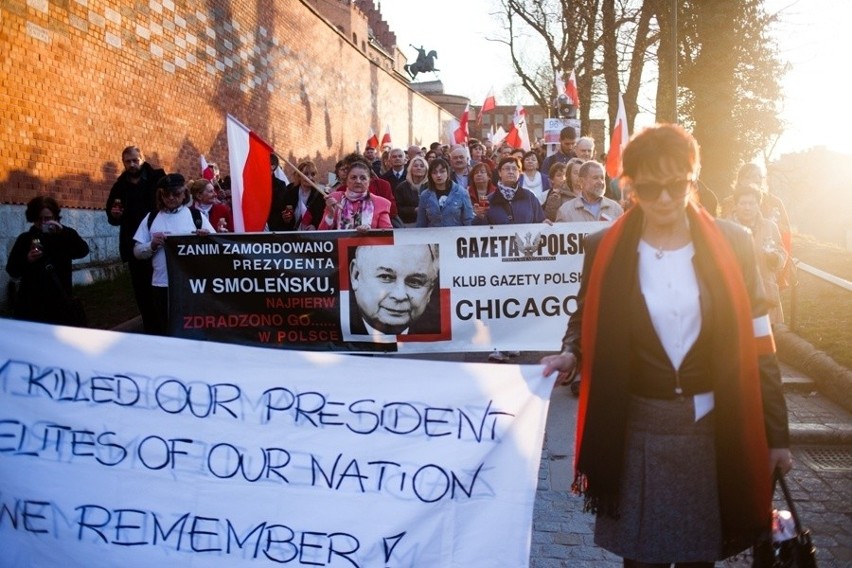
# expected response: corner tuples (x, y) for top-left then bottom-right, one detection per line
(404, 45), (438, 80)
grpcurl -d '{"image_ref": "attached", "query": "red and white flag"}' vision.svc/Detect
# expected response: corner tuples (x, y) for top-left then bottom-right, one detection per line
(555, 71), (580, 108)
(366, 127), (379, 149)
(606, 93), (629, 179)
(199, 155), (215, 181)
(381, 124), (392, 148)
(504, 105), (531, 151)
(454, 103), (470, 144)
(226, 114), (274, 233)
(565, 70), (580, 108)
(477, 87), (496, 124)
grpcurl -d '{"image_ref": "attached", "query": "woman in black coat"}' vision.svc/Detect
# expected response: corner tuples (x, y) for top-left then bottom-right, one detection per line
(6, 196), (90, 325)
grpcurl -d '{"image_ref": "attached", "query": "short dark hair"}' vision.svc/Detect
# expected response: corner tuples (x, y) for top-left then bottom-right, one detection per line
(25, 196), (61, 223)
(560, 126), (577, 141)
(497, 156), (521, 172)
(427, 158), (450, 191)
(121, 145), (142, 159)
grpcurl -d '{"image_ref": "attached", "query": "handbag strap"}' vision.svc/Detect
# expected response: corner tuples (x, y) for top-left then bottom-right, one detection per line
(774, 467), (805, 535)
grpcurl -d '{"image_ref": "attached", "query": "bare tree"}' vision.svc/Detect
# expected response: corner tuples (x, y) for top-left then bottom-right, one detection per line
(494, 0), (785, 191)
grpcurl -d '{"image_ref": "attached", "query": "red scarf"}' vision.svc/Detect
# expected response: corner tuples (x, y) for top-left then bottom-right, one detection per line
(573, 202), (771, 555)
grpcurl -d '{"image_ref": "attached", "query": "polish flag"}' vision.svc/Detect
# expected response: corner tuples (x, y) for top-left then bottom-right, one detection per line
(504, 105), (531, 151)
(199, 155), (215, 181)
(454, 103), (470, 144)
(226, 114), (274, 232)
(381, 124), (392, 148)
(477, 87), (496, 124)
(606, 93), (629, 179)
(366, 127), (379, 149)
(565, 70), (580, 108)
(555, 71), (580, 108)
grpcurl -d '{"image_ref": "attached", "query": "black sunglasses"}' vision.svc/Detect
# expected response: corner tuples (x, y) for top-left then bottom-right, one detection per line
(633, 178), (695, 201)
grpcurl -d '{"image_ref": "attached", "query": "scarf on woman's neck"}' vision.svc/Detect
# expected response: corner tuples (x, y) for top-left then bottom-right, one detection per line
(338, 190), (374, 230)
(573, 202), (772, 555)
(496, 182), (517, 202)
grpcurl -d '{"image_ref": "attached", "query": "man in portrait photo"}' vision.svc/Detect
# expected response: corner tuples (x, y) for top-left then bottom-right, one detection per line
(348, 244), (441, 336)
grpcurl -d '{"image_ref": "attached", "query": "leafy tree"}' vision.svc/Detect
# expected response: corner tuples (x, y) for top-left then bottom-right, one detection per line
(680, 0), (785, 198)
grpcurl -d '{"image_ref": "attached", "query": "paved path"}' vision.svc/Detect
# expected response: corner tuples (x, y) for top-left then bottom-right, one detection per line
(525, 355), (852, 568)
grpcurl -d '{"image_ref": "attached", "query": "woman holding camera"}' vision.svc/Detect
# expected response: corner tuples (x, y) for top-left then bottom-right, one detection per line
(6, 196), (90, 325)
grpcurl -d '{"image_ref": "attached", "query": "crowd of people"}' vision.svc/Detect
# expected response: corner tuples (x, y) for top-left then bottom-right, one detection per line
(3, 123), (795, 567)
(4, 125), (792, 347)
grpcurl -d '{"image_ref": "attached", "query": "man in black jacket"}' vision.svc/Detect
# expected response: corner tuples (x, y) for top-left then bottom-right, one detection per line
(105, 145), (164, 334)
(379, 148), (407, 191)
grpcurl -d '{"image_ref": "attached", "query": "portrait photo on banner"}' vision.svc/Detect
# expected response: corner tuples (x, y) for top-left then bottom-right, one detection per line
(338, 237), (449, 344)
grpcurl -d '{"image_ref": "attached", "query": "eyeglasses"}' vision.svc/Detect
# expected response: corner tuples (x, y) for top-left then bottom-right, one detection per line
(632, 178), (695, 201)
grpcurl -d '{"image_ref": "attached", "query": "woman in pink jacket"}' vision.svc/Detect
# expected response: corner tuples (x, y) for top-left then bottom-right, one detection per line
(319, 160), (393, 232)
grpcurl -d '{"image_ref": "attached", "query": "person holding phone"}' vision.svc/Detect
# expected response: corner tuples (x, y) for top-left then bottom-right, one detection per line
(6, 196), (89, 325)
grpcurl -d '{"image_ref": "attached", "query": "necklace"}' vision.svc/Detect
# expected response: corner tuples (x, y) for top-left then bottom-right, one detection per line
(644, 215), (691, 260)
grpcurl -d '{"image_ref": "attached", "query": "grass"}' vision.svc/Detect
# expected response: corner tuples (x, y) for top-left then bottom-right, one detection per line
(781, 234), (852, 370)
(73, 267), (140, 330)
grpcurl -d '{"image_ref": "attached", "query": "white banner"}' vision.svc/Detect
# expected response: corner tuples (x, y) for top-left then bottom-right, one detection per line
(167, 222), (604, 353)
(0, 320), (555, 567)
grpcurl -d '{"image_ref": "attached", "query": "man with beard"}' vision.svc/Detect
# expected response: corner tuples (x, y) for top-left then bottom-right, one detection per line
(556, 161), (624, 222)
(105, 145), (165, 333)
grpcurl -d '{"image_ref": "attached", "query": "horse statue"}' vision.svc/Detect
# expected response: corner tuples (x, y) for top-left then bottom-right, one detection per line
(404, 45), (439, 80)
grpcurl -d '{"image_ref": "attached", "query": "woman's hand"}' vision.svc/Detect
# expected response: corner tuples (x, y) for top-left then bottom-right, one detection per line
(324, 194), (340, 211)
(769, 448), (793, 475)
(27, 246), (43, 263)
(540, 352), (577, 384)
(150, 232), (167, 251)
(42, 220), (63, 233)
(356, 224), (371, 234)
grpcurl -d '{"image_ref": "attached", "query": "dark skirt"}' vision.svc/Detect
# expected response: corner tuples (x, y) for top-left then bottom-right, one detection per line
(594, 395), (724, 563)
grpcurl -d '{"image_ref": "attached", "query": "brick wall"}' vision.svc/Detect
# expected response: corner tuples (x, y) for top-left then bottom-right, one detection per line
(0, 0), (453, 211)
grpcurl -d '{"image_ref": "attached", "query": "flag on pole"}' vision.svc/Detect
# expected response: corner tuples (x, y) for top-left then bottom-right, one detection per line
(477, 87), (496, 124)
(381, 124), (392, 148)
(565, 71), (580, 108)
(226, 114), (274, 232)
(199, 155), (215, 181)
(454, 103), (470, 144)
(606, 93), (629, 179)
(555, 71), (580, 108)
(504, 105), (531, 151)
(366, 127), (379, 149)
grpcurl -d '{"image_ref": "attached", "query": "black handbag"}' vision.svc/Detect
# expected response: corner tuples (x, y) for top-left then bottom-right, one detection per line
(752, 468), (818, 568)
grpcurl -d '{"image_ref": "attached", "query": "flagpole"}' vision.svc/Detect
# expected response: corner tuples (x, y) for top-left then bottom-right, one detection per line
(280, 156), (330, 195)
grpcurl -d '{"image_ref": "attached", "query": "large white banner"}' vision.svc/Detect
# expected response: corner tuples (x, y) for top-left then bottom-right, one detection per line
(0, 320), (555, 567)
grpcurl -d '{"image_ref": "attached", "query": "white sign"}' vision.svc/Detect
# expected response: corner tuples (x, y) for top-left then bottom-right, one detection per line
(0, 320), (555, 567)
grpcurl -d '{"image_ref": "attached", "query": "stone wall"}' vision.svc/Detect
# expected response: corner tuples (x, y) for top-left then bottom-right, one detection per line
(0, 0), (454, 302)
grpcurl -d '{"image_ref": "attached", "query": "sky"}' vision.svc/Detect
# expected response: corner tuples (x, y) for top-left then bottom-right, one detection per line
(378, 0), (851, 159)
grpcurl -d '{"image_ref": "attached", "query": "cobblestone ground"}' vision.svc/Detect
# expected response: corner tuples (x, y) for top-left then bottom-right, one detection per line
(528, 372), (851, 567)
